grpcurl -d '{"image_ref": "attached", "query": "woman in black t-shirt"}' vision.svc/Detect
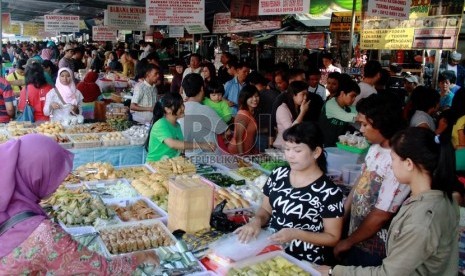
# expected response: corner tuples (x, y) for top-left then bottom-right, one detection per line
(235, 122), (344, 264)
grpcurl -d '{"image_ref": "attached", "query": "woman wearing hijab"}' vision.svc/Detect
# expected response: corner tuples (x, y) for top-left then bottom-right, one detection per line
(43, 67), (84, 119)
(76, 71), (101, 103)
(0, 134), (158, 273)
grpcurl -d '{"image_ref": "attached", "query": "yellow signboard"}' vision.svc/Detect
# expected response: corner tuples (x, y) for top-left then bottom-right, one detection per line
(361, 28), (414, 49)
(5, 23), (20, 34)
(23, 23), (43, 36)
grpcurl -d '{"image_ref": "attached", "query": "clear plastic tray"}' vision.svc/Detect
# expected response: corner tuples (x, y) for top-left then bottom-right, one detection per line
(68, 133), (102, 148)
(225, 250), (321, 276)
(83, 178), (139, 199)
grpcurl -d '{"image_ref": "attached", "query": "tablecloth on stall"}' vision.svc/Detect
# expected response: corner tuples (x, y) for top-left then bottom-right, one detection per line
(70, 145), (146, 169)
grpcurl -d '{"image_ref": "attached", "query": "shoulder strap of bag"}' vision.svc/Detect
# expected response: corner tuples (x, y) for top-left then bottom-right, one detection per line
(13, 72), (23, 90)
(24, 85), (30, 105)
(53, 87), (67, 105)
(0, 211), (37, 236)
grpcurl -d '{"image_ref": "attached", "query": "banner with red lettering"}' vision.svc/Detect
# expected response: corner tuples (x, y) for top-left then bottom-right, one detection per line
(106, 5), (147, 30)
(92, 26), (117, 42)
(44, 15), (80, 33)
(258, 0), (310, 15)
(213, 12), (231, 33)
(361, 0), (464, 49)
(146, 0), (205, 26)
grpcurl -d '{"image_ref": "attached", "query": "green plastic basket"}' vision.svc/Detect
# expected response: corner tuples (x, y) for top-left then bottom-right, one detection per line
(336, 142), (369, 154)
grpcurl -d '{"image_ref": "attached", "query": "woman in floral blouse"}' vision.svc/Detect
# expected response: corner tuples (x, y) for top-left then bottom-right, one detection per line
(0, 134), (157, 274)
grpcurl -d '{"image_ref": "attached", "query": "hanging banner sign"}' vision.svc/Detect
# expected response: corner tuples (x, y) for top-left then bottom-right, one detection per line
(306, 33), (326, 49)
(23, 23), (43, 37)
(106, 5), (147, 30)
(276, 34), (307, 48)
(44, 15), (80, 33)
(168, 26), (184, 38)
(361, 0), (464, 50)
(258, 0), (310, 15)
(229, 19), (281, 33)
(330, 12), (361, 32)
(146, 0), (205, 26)
(92, 26), (117, 41)
(366, 0), (411, 20)
(212, 12), (231, 34)
(362, 28), (415, 49)
(5, 23), (21, 35)
(2, 13), (11, 29)
(185, 25), (209, 34)
(38, 28), (57, 38)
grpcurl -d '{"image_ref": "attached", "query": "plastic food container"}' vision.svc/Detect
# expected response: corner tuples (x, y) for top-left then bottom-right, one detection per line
(342, 164), (363, 186)
(224, 250), (321, 276)
(325, 147), (364, 172)
(326, 169), (342, 183)
(68, 133), (102, 149)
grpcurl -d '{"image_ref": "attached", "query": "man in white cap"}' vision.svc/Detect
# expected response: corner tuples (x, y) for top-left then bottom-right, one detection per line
(443, 51), (465, 87)
(404, 74), (419, 102)
(58, 44), (75, 72)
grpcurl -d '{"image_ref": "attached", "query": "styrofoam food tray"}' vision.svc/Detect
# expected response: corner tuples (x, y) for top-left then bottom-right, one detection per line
(103, 196), (167, 223)
(96, 219), (177, 258)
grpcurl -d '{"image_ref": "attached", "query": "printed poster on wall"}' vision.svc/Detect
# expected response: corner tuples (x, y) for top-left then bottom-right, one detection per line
(23, 23), (43, 37)
(44, 15), (80, 33)
(106, 5), (147, 30)
(258, 0), (310, 15)
(361, 0), (464, 49)
(146, 0), (205, 26)
(169, 26), (184, 38)
(92, 26), (117, 41)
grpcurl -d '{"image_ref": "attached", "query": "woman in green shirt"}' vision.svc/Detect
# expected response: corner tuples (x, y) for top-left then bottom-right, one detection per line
(145, 93), (215, 162)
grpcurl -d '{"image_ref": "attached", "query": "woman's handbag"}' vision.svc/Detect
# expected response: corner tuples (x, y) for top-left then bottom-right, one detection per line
(16, 87), (35, 122)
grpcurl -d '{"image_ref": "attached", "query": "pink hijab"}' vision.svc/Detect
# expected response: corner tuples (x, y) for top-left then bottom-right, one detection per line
(55, 67), (78, 105)
(0, 134), (73, 257)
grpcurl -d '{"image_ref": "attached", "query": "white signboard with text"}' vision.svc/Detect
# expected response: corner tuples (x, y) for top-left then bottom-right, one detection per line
(106, 5), (147, 30)
(212, 12), (231, 34)
(258, 0), (310, 15)
(92, 26), (117, 41)
(169, 26), (185, 38)
(44, 15), (80, 33)
(367, 0), (411, 20)
(185, 25), (209, 34)
(146, 0), (205, 26)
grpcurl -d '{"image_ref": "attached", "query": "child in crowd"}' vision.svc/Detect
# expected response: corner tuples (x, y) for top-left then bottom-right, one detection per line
(319, 74), (360, 147)
(145, 93), (214, 162)
(203, 81), (232, 123)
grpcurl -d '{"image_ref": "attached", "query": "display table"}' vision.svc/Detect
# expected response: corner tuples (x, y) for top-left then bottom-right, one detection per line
(70, 145), (146, 169)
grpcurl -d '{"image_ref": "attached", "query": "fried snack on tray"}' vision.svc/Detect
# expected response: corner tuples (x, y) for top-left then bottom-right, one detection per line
(99, 223), (173, 254)
(147, 156), (196, 176)
(215, 187), (251, 210)
(111, 200), (162, 221)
